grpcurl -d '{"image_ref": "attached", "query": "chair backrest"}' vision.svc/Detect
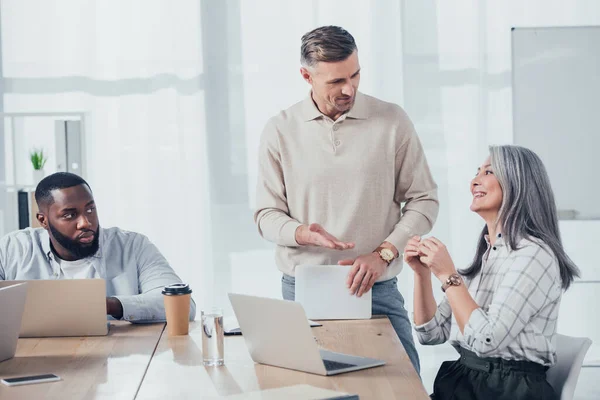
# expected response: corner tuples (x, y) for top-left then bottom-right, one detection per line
(546, 334), (592, 400)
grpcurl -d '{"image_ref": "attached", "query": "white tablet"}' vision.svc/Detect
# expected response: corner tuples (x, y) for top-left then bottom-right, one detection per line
(295, 265), (371, 320)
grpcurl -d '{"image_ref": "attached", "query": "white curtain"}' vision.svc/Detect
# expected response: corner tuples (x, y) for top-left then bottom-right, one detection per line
(1, 0), (214, 305)
(2, 0), (600, 391)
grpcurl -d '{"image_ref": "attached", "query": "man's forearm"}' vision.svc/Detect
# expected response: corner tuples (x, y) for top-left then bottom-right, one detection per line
(385, 208), (437, 257)
(106, 297), (124, 320)
(114, 289), (195, 323)
(255, 209), (301, 246)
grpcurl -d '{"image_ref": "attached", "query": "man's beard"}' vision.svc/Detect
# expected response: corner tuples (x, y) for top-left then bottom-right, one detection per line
(332, 97), (355, 113)
(49, 223), (100, 259)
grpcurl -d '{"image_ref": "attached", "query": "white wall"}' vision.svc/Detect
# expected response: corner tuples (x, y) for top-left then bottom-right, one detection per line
(0, 3), (599, 394)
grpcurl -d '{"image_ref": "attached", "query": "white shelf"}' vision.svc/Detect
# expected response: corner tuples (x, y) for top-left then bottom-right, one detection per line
(0, 184), (37, 192)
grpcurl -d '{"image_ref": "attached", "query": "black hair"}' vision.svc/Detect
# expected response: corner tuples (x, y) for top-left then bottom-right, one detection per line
(34, 172), (92, 209)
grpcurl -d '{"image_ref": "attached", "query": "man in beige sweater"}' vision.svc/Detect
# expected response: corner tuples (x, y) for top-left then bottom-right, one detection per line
(254, 26), (439, 375)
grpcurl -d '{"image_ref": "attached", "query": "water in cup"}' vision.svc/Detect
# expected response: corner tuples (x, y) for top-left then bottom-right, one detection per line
(202, 308), (224, 366)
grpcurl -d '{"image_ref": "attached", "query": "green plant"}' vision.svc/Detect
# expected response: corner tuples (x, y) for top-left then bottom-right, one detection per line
(30, 148), (47, 170)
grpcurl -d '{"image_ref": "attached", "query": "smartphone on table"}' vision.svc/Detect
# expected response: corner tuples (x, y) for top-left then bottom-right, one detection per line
(1, 374), (61, 386)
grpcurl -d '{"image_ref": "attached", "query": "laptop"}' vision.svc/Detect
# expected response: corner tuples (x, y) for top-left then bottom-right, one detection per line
(228, 293), (385, 375)
(0, 283), (28, 362)
(0, 279), (108, 337)
(295, 265), (371, 320)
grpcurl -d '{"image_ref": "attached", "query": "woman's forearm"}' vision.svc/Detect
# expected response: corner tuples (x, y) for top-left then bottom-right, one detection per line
(444, 283), (479, 333)
(413, 272), (438, 325)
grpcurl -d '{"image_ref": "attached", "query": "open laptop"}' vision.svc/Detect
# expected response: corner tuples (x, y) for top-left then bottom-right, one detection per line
(0, 279), (108, 337)
(228, 293), (385, 375)
(295, 265), (371, 320)
(0, 283), (28, 362)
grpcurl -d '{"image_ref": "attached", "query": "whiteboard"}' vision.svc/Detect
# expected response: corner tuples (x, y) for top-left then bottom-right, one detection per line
(512, 26), (600, 219)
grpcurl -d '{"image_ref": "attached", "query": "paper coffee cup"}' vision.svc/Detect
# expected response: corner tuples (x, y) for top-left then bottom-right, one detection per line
(162, 283), (192, 336)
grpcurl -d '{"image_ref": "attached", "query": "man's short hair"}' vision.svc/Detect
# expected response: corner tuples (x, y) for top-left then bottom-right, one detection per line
(301, 26), (357, 68)
(35, 172), (92, 209)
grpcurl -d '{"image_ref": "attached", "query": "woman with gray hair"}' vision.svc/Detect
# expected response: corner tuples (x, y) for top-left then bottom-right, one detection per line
(405, 145), (579, 400)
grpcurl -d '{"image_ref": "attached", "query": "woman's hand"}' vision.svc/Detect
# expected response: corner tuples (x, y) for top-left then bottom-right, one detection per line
(403, 236), (430, 277)
(417, 237), (457, 282)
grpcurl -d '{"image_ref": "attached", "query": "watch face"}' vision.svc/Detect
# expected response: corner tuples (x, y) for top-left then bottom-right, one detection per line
(442, 274), (462, 292)
(380, 248), (394, 261)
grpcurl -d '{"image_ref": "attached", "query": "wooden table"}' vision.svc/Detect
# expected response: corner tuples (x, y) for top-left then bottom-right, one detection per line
(136, 317), (429, 400)
(0, 322), (165, 400)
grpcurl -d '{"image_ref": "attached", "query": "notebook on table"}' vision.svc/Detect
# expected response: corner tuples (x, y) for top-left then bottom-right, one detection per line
(0, 283), (28, 362)
(228, 293), (384, 376)
(0, 279), (108, 337)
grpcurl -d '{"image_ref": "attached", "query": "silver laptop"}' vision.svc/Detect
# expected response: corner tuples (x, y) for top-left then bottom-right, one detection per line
(228, 293), (385, 375)
(296, 265), (371, 320)
(0, 280), (108, 337)
(0, 283), (28, 362)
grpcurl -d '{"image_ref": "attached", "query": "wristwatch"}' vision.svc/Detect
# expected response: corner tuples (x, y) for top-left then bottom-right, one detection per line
(374, 247), (396, 265)
(441, 274), (462, 292)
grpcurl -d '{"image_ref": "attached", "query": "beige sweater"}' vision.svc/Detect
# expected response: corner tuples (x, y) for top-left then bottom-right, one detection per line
(254, 92), (439, 281)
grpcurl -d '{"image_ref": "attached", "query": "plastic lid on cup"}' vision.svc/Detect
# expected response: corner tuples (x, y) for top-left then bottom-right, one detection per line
(162, 283), (192, 296)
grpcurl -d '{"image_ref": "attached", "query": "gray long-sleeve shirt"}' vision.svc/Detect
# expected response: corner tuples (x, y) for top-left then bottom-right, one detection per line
(0, 227), (196, 323)
(254, 91), (439, 281)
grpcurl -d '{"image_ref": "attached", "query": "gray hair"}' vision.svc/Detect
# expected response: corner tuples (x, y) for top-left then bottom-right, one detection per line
(461, 145), (579, 289)
(300, 26), (357, 68)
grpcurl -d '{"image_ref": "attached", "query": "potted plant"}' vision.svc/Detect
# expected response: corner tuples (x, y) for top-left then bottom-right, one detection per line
(30, 148), (47, 183)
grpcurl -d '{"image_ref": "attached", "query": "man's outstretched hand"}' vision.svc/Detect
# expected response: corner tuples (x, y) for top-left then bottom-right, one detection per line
(295, 223), (354, 250)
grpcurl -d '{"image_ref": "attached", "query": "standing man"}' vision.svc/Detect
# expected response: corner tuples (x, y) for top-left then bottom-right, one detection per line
(254, 26), (438, 374)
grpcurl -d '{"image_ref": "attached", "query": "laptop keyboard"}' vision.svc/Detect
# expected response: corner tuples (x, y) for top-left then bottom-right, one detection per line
(323, 359), (357, 371)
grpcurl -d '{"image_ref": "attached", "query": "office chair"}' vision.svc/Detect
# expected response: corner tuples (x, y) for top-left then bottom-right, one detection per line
(546, 334), (592, 400)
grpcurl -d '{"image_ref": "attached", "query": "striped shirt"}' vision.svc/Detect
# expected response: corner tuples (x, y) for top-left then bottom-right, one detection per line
(414, 233), (563, 366)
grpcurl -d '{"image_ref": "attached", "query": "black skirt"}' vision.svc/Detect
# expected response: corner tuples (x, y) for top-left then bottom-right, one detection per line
(430, 347), (558, 400)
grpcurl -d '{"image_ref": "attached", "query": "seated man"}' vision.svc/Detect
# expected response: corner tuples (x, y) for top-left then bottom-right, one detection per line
(0, 172), (195, 323)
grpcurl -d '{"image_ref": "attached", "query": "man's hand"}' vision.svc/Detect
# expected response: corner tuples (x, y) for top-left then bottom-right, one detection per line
(106, 297), (124, 320)
(295, 223), (354, 250)
(339, 252), (387, 297)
